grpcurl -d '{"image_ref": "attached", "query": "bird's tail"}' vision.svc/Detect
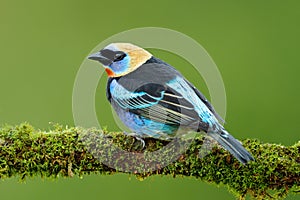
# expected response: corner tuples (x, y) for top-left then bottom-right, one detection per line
(208, 130), (255, 164)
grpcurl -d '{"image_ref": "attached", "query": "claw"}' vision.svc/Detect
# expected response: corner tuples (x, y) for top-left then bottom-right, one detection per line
(123, 132), (145, 149)
(134, 137), (145, 148)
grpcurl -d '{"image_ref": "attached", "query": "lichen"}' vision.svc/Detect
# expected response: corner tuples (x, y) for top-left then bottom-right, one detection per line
(0, 123), (299, 199)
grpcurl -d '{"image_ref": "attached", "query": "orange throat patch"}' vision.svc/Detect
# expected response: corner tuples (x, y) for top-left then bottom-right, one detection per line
(105, 68), (115, 77)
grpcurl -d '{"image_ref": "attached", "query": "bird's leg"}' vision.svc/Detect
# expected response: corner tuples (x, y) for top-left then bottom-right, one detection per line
(123, 132), (145, 149)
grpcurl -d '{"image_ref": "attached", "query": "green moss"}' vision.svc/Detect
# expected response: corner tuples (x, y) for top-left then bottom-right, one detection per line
(0, 123), (299, 199)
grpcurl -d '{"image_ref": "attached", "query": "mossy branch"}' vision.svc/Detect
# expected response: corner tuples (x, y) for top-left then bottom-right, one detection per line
(0, 123), (299, 199)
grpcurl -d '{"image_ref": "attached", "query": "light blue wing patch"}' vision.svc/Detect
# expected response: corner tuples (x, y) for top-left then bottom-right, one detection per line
(110, 79), (163, 109)
(166, 76), (219, 128)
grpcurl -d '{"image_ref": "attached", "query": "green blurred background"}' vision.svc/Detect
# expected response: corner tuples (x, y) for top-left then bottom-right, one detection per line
(0, 0), (299, 199)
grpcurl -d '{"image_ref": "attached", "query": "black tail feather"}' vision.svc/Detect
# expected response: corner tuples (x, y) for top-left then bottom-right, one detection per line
(209, 130), (255, 164)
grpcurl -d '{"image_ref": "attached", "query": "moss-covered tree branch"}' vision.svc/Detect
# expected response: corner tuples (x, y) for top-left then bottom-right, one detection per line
(0, 123), (299, 199)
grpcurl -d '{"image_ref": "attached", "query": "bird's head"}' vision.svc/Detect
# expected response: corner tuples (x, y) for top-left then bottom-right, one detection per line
(88, 43), (152, 77)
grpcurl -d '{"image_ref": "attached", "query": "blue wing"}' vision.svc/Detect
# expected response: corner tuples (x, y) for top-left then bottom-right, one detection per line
(165, 76), (220, 127)
(109, 79), (163, 109)
(185, 80), (225, 124)
(108, 75), (222, 132)
(109, 79), (200, 127)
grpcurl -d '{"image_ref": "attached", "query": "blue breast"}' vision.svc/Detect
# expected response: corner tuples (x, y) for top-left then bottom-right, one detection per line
(113, 103), (177, 139)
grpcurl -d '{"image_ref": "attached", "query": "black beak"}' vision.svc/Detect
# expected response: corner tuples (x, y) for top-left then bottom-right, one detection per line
(88, 52), (112, 66)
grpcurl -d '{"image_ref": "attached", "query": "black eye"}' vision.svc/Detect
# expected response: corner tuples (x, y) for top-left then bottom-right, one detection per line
(114, 53), (126, 62)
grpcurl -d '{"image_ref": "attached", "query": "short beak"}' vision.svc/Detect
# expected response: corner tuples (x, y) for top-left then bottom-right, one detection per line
(87, 52), (112, 66)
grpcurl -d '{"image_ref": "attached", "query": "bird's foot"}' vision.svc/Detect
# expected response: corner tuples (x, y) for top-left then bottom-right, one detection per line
(123, 132), (145, 149)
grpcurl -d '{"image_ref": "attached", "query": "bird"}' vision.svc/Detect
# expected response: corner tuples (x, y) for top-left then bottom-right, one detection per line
(88, 43), (254, 164)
